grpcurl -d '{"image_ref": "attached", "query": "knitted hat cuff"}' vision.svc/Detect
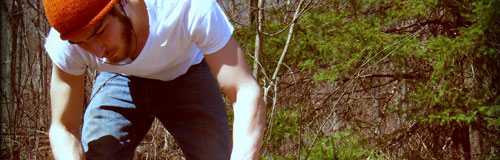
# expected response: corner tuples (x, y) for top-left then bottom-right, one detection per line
(43, 0), (120, 40)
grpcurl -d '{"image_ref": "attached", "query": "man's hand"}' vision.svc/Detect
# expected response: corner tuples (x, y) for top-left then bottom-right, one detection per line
(49, 125), (86, 159)
(205, 37), (266, 160)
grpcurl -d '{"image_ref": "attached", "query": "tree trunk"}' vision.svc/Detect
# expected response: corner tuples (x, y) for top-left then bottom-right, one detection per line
(252, 0), (264, 79)
(452, 125), (471, 160)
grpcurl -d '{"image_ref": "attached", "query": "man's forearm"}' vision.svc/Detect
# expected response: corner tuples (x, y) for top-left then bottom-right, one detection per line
(230, 85), (266, 160)
(49, 125), (85, 160)
(49, 65), (86, 159)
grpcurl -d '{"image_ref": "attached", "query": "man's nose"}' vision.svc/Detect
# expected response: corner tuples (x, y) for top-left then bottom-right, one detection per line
(87, 42), (106, 58)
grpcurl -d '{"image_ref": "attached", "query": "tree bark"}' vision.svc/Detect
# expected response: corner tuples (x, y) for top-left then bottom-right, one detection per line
(452, 125), (471, 160)
(252, 0), (264, 79)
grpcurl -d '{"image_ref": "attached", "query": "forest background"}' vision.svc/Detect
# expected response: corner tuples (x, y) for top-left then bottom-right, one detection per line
(1, 0), (499, 159)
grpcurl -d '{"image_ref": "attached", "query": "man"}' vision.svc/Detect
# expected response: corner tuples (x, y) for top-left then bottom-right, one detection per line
(42, 0), (266, 159)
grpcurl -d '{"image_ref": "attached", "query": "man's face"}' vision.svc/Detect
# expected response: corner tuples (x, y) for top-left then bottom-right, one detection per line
(68, 7), (134, 64)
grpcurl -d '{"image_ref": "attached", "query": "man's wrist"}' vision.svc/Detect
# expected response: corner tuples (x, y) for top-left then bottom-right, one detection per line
(230, 147), (259, 160)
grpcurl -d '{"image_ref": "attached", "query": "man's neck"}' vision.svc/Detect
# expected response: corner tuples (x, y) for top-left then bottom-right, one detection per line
(123, 0), (149, 59)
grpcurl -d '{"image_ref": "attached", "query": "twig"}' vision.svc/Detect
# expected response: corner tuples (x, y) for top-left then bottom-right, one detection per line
(271, 0), (306, 81)
(36, 130), (49, 135)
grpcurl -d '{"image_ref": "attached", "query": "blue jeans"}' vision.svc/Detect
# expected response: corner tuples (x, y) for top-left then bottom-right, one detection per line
(81, 60), (231, 160)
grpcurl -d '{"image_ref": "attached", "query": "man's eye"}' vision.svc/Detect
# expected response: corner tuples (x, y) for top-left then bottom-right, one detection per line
(96, 29), (104, 36)
(96, 26), (106, 36)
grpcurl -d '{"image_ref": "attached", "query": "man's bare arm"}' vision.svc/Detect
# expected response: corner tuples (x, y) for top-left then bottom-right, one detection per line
(205, 37), (266, 160)
(49, 64), (86, 160)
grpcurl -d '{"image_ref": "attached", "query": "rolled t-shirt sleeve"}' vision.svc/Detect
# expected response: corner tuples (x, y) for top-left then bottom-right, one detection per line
(45, 28), (87, 75)
(187, 0), (234, 54)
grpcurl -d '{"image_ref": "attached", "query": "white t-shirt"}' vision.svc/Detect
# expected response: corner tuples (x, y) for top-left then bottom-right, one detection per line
(44, 0), (234, 81)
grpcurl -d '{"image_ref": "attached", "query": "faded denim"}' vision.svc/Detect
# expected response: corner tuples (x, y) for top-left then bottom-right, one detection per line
(82, 60), (231, 160)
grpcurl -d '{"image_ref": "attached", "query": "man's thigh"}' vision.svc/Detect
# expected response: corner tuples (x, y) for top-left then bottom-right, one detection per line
(82, 72), (154, 160)
(152, 60), (232, 160)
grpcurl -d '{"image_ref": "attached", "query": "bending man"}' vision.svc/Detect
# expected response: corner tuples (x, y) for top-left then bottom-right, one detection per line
(43, 0), (265, 159)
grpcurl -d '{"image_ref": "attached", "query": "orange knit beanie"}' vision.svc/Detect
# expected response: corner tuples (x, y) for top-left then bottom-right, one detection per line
(43, 0), (119, 40)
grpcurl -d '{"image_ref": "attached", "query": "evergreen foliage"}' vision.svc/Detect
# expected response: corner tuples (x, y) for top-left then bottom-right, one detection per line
(233, 0), (499, 159)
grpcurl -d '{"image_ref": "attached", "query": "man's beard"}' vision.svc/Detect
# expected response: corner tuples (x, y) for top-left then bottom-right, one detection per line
(119, 11), (134, 60)
(106, 10), (135, 64)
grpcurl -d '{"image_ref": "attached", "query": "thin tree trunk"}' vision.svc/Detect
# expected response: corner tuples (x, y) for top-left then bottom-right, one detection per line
(452, 125), (471, 160)
(249, 0), (257, 25)
(253, 0), (264, 79)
